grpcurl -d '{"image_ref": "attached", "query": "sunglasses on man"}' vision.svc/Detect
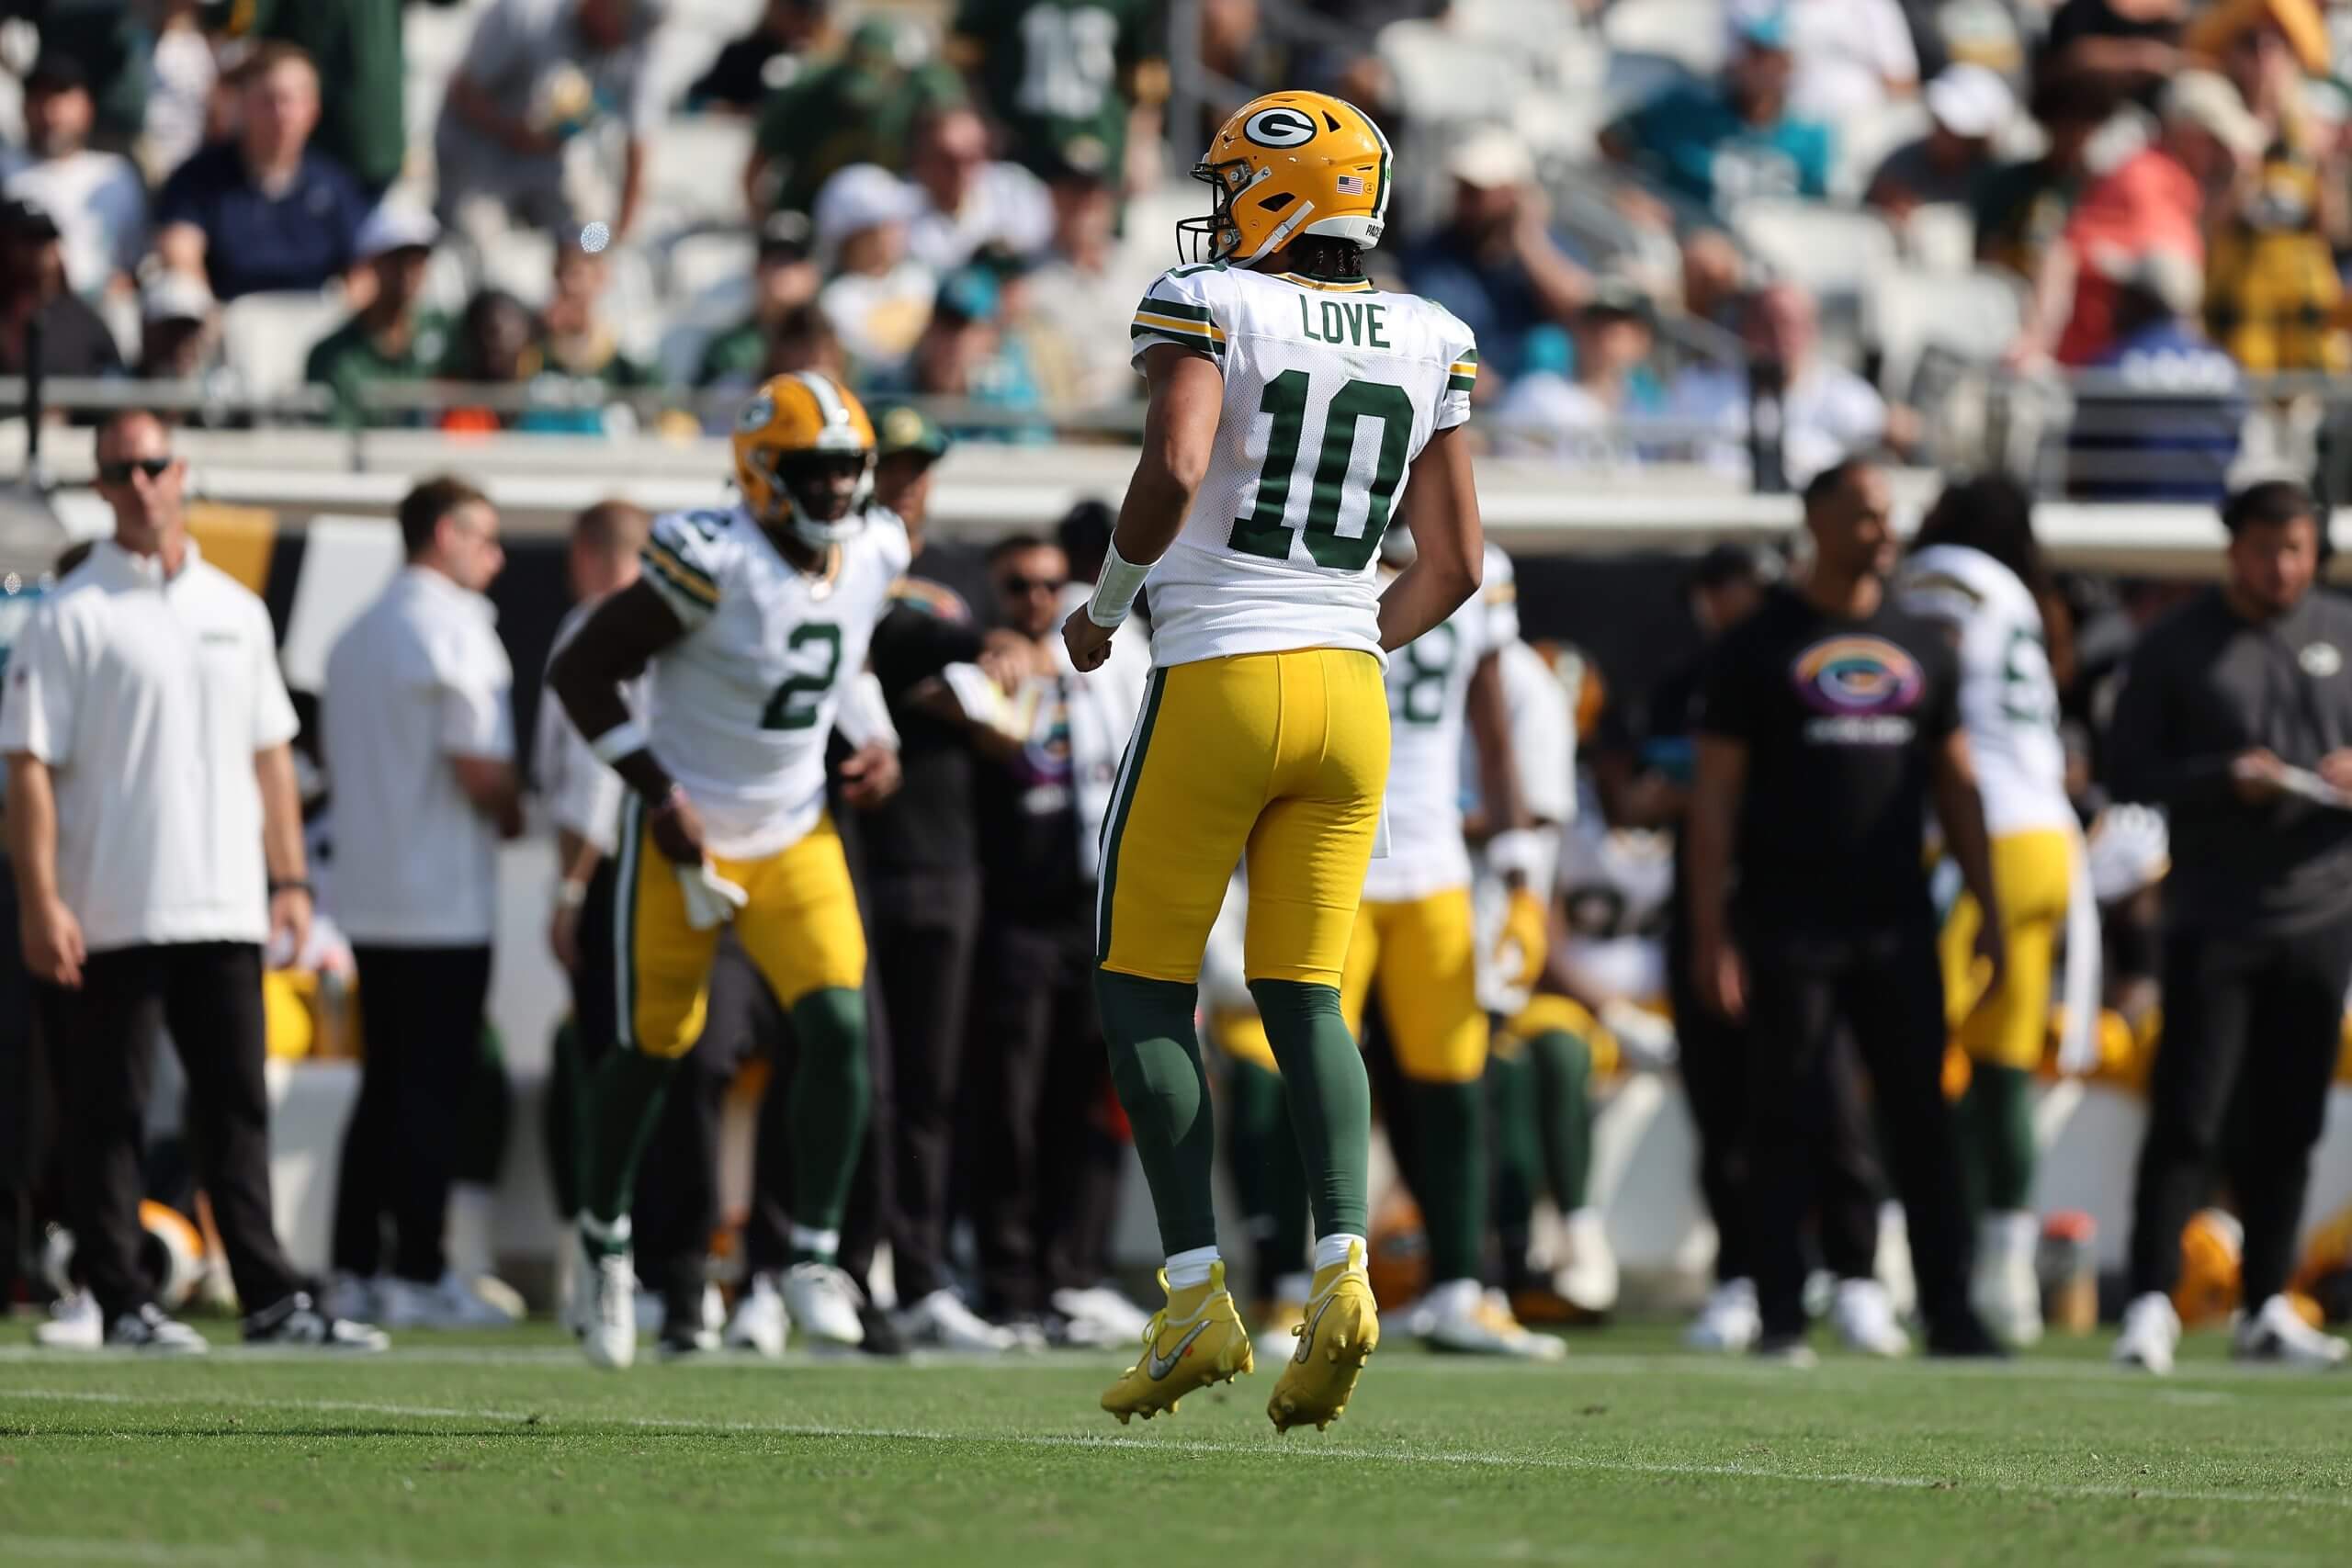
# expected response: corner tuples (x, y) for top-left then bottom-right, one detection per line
(998, 573), (1067, 597)
(96, 458), (174, 483)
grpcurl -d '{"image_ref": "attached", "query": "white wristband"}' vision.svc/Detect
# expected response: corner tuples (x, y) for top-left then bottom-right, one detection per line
(1485, 828), (1547, 886)
(589, 719), (649, 766)
(1086, 541), (1150, 628)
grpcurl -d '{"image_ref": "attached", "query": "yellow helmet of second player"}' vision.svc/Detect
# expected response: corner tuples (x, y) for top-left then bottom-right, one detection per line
(1180, 91), (1392, 266)
(730, 370), (877, 550)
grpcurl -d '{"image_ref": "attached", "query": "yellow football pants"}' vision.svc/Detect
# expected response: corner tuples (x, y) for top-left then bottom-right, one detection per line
(1098, 649), (1389, 989)
(1940, 828), (2075, 1071)
(615, 804), (867, 1057)
(1210, 890), (1498, 1085)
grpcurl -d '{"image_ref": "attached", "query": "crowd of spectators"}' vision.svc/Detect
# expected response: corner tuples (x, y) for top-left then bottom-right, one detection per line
(0, 0), (2347, 490)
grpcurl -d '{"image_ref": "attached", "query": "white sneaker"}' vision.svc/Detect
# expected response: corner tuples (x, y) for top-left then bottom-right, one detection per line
(378, 1271), (517, 1330)
(1556, 1208), (1620, 1314)
(1684, 1278), (1760, 1353)
(897, 1289), (1016, 1351)
(1972, 1211), (2043, 1348)
(1050, 1284), (1152, 1345)
(725, 1272), (787, 1358)
(243, 1292), (390, 1352)
(1424, 1280), (1566, 1359)
(35, 1290), (102, 1350)
(321, 1272), (379, 1325)
(574, 1229), (638, 1371)
(105, 1303), (208, 1353)
(1830, 1277), (1911, 1357)
(2113, 1291), (2180, 1375)
(2233, 1294), (2349, 1370)
(783, 1261), (866, 1348)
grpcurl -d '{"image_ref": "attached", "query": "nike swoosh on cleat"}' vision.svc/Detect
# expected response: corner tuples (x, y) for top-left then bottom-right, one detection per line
(1146, 1321), (1211, 1380)
(1294, 1296), (1335, 1365)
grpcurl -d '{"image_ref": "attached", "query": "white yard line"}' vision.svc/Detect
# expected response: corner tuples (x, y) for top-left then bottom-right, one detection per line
(6, 1386), (2346, 1512)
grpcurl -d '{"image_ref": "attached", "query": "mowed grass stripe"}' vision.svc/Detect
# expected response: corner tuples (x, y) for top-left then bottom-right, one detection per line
(8, 1387), (2348, 1513)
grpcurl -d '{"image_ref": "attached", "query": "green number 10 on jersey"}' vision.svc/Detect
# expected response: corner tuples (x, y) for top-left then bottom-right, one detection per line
(1229, 370), (1415, 571)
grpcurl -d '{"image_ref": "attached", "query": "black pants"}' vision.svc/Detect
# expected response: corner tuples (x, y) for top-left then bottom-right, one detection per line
(865, 871), (981, 1303)
(37, 942), (301, 1318)
(2128, 918), (2352, 1304)
(971, 908), (1122, 1316)
(1738, 914), (1968, 1337)
(1670, 919), (1881, 1288)
(334, 944), (493, 1283)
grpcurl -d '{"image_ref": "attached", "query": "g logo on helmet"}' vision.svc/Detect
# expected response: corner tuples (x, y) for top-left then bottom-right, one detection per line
(737, 392), (776, 434)
(1243, 107), (1318, 148)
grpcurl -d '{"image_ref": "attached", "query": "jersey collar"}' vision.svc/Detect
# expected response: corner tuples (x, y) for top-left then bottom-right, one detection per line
(1278, 272), (1374, 293)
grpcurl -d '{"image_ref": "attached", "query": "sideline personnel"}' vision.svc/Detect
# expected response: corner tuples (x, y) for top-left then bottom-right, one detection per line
(1686, 456), (2005, 1362)
(2108, 479), (2352, 1373)
(2, 410), (382, 1352)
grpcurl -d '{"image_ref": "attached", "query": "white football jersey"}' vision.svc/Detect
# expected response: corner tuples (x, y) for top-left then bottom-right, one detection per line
(1364, 584), (1491, 902)
(639, 503), (910, 859)
(1555, 775), (1675, 1006)
(1128, 263), (1478, 669)
(1900, 543), (2073, 837)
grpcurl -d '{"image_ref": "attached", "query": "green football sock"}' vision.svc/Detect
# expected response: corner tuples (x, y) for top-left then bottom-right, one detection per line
(1226, 1055), (1310, 1292)
(785, 987), (871, 1258)
(1408, 1077), (1485, 1283)
(1961, 1061), (2036, 1214)
(1250, 978), (1371, 1244)
(1527, 1028), (1593, 1213)
(1098, 969), (1220, 1255)
(577, 1046), (677, 1240)
(1487, 1047), (1542, 1286)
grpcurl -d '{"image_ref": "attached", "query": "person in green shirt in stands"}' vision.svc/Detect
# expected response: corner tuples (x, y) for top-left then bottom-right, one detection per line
(946, 0), (1167, 186)
(695, 211), (820, 390)
(745, 16), (967, 218)
(213, 0), (465, 198)
(304, 204), (454, 427)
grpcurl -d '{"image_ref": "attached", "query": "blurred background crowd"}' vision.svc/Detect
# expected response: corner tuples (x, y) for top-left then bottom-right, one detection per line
(0, 0), (2348, 495)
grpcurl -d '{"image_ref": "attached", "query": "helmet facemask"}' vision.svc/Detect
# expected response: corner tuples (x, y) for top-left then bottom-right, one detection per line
(753, 446), (873, 551)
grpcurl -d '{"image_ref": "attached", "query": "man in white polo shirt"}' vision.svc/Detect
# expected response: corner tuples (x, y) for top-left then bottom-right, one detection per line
(2, 410), (385, 1353)
(323, 475), (522, 1329)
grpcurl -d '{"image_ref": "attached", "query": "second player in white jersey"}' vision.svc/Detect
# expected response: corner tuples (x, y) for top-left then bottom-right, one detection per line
(1899, 541), (2072, 837)
(1368, 584), (1494, 900)
(1128, 261), (1478, 668)
(639, 503), (910, 857)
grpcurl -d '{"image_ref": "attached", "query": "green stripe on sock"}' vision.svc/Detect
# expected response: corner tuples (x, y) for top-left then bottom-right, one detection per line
(1095, 669), (1166, 962)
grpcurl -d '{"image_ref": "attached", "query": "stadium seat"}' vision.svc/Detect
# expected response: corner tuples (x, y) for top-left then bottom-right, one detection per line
(1871, 265), (2024, 403)
(479, 228), (558, 307)
(667, 231), (758, 302)
(220, 289), (352, 403)
(1901, 203), (1979, 275)
(1600, 0), (1727, 77)
(1731, 200), (1898, 306)
(1378, 21), (1536, 126)
(1828, 101), (1930, 204)
(641, 118), (759, 231)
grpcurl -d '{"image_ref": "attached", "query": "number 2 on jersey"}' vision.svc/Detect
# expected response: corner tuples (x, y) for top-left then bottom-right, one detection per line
(762, 623), (842, 730)
(1229, 370), (1413, 570)
(1394, 620), (1458, 726)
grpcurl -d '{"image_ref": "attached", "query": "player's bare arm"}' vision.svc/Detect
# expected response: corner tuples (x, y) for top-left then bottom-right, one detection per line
(1063, 344), (1223, 672)
(1376, 423), (1482, 653)
(1931, 728), (2007, 997)
(548, 580), (700, 863)
(1685, 734), (1747, 1021)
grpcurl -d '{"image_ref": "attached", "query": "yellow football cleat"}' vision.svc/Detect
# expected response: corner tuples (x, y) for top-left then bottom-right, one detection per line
(1099, 1263), (1254, 1425)
(1267, 1243), (1380, 1434)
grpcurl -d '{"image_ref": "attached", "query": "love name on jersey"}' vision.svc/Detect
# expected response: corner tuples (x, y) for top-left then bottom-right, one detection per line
(1297, 296), (1390, 348)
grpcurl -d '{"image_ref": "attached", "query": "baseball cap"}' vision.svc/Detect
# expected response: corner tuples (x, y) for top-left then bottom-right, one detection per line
(141, 271), (217, 325)
(0, 197), (59, 240)
(812, 164), (922, 252)
(1925, 63), (2013, 141)
(872, 401), (949, 462)
(2163, 71), (2267, 161)
(1447, 126), (1534, 191)
(757, 209), (813, 264)
(354, 200), (440, 262)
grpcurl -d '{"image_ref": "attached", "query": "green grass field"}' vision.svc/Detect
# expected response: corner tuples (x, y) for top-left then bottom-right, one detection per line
(4, 1321), (2348, 1566)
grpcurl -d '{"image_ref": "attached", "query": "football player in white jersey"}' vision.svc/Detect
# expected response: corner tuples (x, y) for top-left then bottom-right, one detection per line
(549, 372), (909, 1371)
(1060, 90), (1486, 1430)
(1900, 475), (2090, 1348)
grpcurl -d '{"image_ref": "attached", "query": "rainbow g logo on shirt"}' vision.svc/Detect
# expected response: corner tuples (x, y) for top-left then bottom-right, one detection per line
(1791, 636), (1924, 745)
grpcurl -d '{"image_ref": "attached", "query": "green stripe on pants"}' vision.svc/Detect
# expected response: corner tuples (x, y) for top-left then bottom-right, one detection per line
(1094, 668), (1166, 963)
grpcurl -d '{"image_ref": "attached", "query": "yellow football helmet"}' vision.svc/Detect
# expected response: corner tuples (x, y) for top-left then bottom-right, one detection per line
(730, 370), (876, 550)
(1181, 91), (1393, 266)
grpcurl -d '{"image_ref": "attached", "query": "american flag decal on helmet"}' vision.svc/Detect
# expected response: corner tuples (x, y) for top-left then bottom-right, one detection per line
(1336, 174), (1365, 194)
